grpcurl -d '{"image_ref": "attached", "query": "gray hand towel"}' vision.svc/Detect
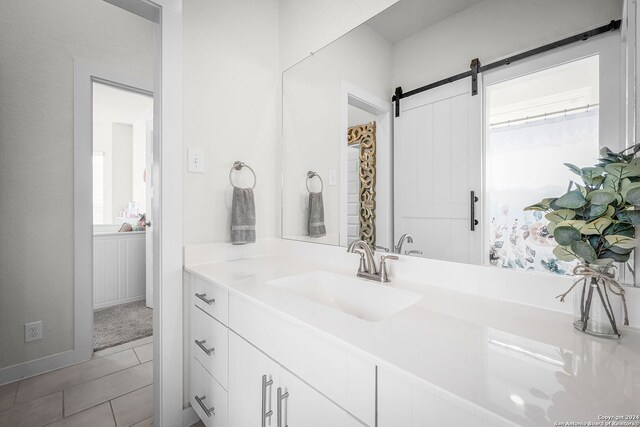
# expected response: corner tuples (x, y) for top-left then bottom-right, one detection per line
(308, 192), (326, 238)
(231, 187), (256, 244)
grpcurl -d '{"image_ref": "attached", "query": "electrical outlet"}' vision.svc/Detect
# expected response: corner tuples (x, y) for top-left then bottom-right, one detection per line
(25, 321), (42, 343)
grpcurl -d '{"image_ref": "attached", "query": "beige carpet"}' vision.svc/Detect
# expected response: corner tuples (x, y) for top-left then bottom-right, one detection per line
(94, 301), (153, 351)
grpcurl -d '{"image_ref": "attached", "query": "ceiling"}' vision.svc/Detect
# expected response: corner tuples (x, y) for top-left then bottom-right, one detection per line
(367, 0), (482, 44)
(366, 0), (483, 44)
(93, 82), (153, 124)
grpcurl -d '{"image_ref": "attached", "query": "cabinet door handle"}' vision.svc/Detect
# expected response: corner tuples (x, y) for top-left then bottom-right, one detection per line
(195, 293), (215, 305)
(277, 387), (289, 427)
(195, 339), (215, 356)
(194, 395), (215, 417)
(262, 375), (274, 427)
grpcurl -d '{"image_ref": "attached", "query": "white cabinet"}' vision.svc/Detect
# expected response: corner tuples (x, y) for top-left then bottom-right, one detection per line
(229, 332), (362, 427)
(378, 367), (514, 427)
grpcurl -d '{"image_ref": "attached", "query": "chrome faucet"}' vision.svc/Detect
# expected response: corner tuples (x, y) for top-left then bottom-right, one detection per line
(394, 233), (414, 254)
(347, 240), (398, 283)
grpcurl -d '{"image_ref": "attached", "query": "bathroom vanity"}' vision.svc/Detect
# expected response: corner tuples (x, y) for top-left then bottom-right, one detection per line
(184, 241), (640, 427)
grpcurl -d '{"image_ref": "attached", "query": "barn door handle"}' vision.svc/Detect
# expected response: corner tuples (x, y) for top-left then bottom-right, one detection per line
(471, 191), (479, 231)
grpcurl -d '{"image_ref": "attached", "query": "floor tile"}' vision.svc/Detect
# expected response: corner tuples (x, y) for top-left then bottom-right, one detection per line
(133, 343), (153, 363)
(94, 336), (153, 358)
(64, 362), (152, 416)
(131, 417), (153, 427)
(111, 385), (152, 426)
(16, 350), (139, 404)
(0, 381), (18, 411)
(0, 392), (62, 427)
(45, 402), (115, 427)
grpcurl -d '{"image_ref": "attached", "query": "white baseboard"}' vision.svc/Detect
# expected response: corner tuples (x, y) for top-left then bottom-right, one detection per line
(94, 295), (146, 310)
(0, 348), (90, 386)
(182, 406), (199, 427)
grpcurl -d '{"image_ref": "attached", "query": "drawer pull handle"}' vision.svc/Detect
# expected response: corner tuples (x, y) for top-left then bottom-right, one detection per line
(277, 387), (289, 427)
(194, 395), (215, 417)
(195, 339), (215, 356)
(195, 293), (215, 305)
(262, 374), (274, 427)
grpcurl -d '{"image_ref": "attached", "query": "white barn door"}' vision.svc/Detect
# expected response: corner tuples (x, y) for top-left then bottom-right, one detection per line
(394, 78), (482, 263)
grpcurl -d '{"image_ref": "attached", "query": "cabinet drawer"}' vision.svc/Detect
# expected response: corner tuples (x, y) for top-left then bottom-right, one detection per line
(190, 357), (228, 427)
(193, 306), (229, 389)
(193, 275), (229, 325)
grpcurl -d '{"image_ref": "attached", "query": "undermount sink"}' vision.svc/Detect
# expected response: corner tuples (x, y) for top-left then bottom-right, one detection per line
(267, 271), (422, 322)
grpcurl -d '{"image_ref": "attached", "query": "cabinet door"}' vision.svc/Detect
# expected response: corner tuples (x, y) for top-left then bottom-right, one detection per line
(229, 332), (279, 427)
(278, 369), (363, 427)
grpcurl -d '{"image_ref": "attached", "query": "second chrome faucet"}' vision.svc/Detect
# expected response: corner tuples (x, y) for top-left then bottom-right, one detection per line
(347, 240), (398, 283)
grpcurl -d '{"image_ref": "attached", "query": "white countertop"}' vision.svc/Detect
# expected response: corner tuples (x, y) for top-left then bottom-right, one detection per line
(185, 254), (640, 426)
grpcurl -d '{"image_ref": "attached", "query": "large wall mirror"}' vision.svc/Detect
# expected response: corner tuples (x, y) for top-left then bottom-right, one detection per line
(281, 0), (636, 284)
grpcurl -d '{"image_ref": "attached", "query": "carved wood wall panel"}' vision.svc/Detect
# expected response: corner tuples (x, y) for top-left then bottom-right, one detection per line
(347, 121), (376, 247)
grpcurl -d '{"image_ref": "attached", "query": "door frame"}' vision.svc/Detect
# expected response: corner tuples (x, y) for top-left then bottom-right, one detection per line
(73, 1), (183, 426)
(339, 80), (393, 249)
(74, 61), (153, 363)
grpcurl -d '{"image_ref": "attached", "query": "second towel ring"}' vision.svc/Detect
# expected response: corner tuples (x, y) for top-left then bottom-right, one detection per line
(229, 161), (256, 189)
(306, 171), (323, 193)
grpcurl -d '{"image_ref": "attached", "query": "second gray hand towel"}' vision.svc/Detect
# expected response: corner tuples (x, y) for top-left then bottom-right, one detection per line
(308, 192), (326, 238)
(231, 187), (256, 244)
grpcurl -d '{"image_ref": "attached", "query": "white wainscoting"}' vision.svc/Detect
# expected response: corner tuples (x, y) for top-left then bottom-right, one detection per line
(94, 231), (146, 309)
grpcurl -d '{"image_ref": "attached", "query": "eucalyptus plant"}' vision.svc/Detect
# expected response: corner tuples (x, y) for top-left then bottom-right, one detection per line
(525, 145), (640, 266)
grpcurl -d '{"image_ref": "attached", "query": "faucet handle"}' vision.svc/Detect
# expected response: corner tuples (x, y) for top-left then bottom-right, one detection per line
(375, 246), (390, 253)
(379, 255), (398, 283)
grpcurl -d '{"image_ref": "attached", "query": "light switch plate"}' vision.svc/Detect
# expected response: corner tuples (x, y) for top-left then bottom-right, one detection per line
(328, 169), (337, 186)
(188, 148), (204, 173)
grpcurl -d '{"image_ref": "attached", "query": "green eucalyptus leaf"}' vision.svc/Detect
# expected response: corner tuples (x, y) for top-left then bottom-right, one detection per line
(553, 245), (578, 262)
(604, 162), (640, 179)
(616, 210), (640, 225)
(600, 147), (614, 158)
(586, 190), (616, 205)
(604, 235), (639, 249)
(580, 217), (613, 235)
(574, 182), (588, 197)
(603, 205), (616, 218)
(582, 175), (605, 187)
(556, 220), (587, 230)
(606, 245), (634, 255)
(603, 175), (620, 192)
(581, 166), (604, 178)
(564, 163), (582, 176)
(544, 209), (576, 223)
(570, 241), (598, 263)
(587, 204), (609, 219)
(626, 186), (640, 205)
(556, 190), (587, 209)
(598, 250), (631, 263)
(553, 226), (582, 245)
(546, 222), (558, 235)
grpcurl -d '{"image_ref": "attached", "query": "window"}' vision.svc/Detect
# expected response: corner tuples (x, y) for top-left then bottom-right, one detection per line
(93, 152), (105, 224)
(483, 34), (621, 276)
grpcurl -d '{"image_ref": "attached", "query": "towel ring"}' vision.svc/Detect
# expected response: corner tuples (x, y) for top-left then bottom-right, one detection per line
(306, 171), (323, 193)
(229, 161), (256, 189)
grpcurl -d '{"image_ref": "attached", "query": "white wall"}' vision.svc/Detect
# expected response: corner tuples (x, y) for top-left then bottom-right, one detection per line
(392, 0), (623, 90)
(282, 24), (393, 243)
(182, 0), (280, 245)
(93, 122), (115, 223)
(0, 0), (155, 371)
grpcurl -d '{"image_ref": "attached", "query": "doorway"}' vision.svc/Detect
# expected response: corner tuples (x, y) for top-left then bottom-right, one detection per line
(92, 82), (154, 352)
(483, 33), (621, 277)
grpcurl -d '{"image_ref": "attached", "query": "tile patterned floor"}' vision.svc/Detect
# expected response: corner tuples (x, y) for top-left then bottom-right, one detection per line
(0, 337), (154, 427)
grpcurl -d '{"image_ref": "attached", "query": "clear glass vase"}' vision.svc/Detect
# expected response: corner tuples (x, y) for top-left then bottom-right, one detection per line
(573, 264), (623, 338)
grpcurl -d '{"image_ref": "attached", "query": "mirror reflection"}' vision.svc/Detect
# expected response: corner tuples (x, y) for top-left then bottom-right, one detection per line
(282, 0), (630, 282)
